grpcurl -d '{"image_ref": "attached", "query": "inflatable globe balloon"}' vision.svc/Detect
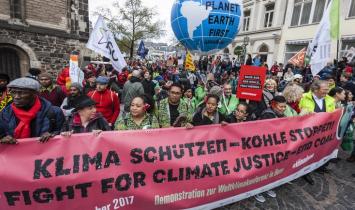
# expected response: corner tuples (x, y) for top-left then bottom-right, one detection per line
(171, 0), (242, 54)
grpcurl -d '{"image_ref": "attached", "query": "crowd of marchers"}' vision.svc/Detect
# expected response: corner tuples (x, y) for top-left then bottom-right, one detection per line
(0, 53), (355, 203)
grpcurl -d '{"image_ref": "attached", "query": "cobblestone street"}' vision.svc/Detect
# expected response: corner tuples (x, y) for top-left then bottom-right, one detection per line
(218, 151), (355, 210)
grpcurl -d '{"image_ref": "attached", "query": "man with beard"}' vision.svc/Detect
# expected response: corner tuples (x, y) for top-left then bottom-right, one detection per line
(156, 83), (190, 128)
(0, 77), (64, 144)
(219, 83), (239, 116)
(0, 73), (11, 111)
(60, 83), (83, 118)
(87, 76), (120, 127)
(38, 73), (66, 107)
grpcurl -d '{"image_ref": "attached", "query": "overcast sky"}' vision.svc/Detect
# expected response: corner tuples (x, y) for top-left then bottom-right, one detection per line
(88, 0), (175, 43)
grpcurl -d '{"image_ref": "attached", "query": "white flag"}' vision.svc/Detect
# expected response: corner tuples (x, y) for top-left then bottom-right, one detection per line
(69, 62), (85, 84)
(86, 16), (127, 72)
(307, 0), (339, 76)
(69, 54), (85, 84)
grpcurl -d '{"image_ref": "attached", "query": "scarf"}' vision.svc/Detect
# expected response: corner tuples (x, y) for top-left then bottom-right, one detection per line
(12, 96), (42, 139)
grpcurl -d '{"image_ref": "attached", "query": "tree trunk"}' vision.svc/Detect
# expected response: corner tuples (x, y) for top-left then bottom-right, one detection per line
(130, 40), (134, 59)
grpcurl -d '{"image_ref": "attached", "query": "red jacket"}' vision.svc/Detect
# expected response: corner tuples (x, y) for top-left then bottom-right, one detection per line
(87, 89), (120, 124)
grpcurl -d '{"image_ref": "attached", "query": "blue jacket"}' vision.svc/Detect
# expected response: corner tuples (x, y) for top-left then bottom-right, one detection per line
(0, 97), (64, 138)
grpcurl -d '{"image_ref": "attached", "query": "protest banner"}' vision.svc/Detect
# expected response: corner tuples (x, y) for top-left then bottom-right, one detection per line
(0, 110), (344, 210)
(237, 65), (267, 101)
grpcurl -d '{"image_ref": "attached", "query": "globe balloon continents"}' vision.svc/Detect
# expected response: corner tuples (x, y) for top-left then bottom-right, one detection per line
(171, 0), (242, 54)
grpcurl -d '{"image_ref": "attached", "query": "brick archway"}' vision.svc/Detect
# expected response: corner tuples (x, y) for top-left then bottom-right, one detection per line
(0, 36), (41, 73)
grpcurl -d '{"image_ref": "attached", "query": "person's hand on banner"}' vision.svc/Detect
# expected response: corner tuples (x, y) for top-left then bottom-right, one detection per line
(39, 132), (55, 143)
(92, 130), (102, 137)
(61, 131), (73, 138)
(221, 121), (228, 126)
(0, 135), (18, 144)
(185, 123), (194, 129)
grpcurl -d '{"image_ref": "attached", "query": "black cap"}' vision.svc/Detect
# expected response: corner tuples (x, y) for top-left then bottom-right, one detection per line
(73, 95), (97, 111)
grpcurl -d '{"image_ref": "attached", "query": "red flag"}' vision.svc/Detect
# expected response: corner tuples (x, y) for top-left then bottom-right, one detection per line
(288, 48), (306, 67)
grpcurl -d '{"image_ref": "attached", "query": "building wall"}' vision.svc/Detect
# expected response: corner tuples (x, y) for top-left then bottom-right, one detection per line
(223, 0), (355, 66)
(0, 0), (90, 77)
(26, 0), (68, 31)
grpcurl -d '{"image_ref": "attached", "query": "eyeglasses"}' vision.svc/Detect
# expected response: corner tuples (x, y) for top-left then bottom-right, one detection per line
(170, 91), (182, 95)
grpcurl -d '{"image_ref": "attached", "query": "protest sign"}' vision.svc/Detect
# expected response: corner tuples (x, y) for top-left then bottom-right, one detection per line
(237, 65), (267, 101)
(69, 54), (84, 84)
(0, 110), (343, 210)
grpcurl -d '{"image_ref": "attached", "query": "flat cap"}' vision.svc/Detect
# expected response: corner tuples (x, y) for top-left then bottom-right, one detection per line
(7, 77), (41, 91)
(96, 76), (109, 84)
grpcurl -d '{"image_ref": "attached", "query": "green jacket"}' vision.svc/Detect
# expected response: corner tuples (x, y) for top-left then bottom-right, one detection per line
(155, 98), (191, 128)
(284, 104), (298, 117)
(219, 94), (239, 115)
(115, 113), (160, 130)
(183, 97), (198, 115)
(299, 92), (335, 113)
(194, 85), (206, 105)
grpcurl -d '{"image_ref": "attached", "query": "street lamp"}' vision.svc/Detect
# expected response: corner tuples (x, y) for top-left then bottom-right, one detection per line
(242, 36), (250, 64)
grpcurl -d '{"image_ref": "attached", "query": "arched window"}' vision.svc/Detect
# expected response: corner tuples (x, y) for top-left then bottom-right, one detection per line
(258, 44), (269, 64)
(259, 44), (269, 53)
(223, 48), (230, 54)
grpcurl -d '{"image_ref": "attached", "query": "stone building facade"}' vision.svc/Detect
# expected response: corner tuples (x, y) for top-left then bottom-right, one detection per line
(0, 0), (91, 79)
(219, 0), (355, 67)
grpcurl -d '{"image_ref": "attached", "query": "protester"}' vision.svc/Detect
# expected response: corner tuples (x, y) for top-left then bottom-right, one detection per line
(260, 95), (287, 119)
(283, 83), (304, 116)
(84, 72), (97, 94)
(61, 95), (111, 135)
(299, 80), (335, 114)
(0, 73), (12, 111)
(283, 67), (294, 81)
(87, 76), (120, 127)
(182, 85), (198, 115)
(225, 102), (250, 123)
(328, 87), (346, 108)
(122, 70), (144, 116)
(141, 71), (155, 98)
(115, 95), (159, 130)
(156, 83), (190, 128)
(254, 96), (288, 202)
(0, 77), (64, 144)
(60, 82), (83, 117)
(219, 83), (239, 116)
(26, 68), (41, 81)
(38, 72), (66, 107)
(194, 78), (207, 104)
(188, 94), (226, 127)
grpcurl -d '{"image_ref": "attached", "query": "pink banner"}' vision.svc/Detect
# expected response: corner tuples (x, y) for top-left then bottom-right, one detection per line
(0, 110), (343, 210)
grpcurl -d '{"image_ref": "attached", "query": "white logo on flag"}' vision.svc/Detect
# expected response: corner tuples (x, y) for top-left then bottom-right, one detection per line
(86, 16), (127, 72)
